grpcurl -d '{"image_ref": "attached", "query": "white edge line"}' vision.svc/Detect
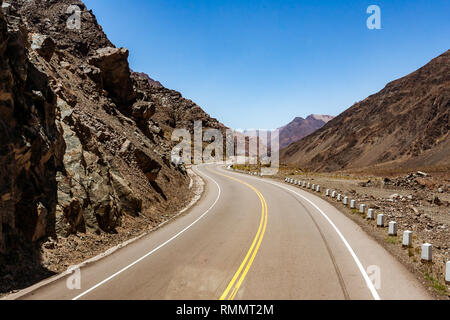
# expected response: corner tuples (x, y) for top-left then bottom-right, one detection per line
(72, 164), (221, 300)
(226, 168), (381, 301)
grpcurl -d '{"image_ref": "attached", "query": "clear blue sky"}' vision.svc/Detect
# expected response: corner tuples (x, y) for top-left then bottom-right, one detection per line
(83, 0), (449, 129)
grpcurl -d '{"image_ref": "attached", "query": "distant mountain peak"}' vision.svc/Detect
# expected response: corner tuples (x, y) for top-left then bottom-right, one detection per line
(278, 114), (335, 149)
(308, 114), (334, 123)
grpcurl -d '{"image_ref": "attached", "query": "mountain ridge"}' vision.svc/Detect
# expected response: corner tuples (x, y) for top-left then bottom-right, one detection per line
(278, 114), (334, 149)
(281, 50), (450, 172)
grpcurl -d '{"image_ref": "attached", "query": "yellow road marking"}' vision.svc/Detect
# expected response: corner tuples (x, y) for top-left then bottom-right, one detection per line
(230, 194), (267, 300)
(206, 167), (268, 301)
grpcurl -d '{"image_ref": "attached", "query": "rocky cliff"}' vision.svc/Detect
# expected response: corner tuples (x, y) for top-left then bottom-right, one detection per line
(281, 50), (450, 173)
(0, 0), (222, 292)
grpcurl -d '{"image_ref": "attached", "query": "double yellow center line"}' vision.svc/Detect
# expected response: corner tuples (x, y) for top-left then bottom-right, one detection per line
(207, 168), (268, 301)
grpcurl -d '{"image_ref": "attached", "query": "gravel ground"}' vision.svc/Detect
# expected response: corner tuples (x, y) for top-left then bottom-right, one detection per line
(276, 169), (450, 299)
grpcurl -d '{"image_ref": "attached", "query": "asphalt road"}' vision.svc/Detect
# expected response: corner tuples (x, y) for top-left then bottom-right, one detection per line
(11, 164), (431, 300)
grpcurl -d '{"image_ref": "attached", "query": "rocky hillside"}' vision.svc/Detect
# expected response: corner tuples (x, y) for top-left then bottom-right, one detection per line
(279, 114), (334, 149)
(0, 0), (222, 291)
(281, 50), (450, 172)
(132, 71), (226, 139)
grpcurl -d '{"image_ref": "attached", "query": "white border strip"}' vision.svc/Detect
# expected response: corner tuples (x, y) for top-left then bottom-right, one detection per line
(72, 165), (221, 300)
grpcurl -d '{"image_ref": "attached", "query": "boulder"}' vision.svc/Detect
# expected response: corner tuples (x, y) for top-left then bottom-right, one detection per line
(389, 193), (400, 200)
(1, 2), (11, 15)
(111, 172), (142, 217)
(81, 64), (102, 86)
(416, 171), (429, 177)
(432, 196), (442, 206)
(148, 122), (162, 135)
(134, 149), (162, 182)
(30, 33), (55, 61)
(131, 101), (155, 122)
(88, 47), (136, 106)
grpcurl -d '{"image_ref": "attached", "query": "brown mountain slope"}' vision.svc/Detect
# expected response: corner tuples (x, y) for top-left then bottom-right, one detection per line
(279, 114), (334, 149)
(281, 50), (450, 172)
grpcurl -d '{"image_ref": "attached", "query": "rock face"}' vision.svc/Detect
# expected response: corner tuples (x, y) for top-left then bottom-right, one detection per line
(0, 0), (222, 290)
(54, 98), (144, 235)
(281, 50), (450, 172)
(278, 114), (334, 149)
(0, 4), (64, 253)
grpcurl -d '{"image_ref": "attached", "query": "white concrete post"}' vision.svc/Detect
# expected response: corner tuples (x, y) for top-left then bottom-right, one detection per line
(360, 204), (366, 213)
(359, 204), (366, 213)
(337, 194), (342, 201)
(307, 183), (310, 189)
(294, 180), (298, 185)
(291, 179), (294, 184)
(316, 185), (320, 192)
(402, 230), (413, 247)
(326, 189), (330, 197)
(350, 200), (356, 209)
(388, 221), (397, 236)
(331, 191), (336, 198)
(367, 209), (375, 220)
(446, 261), (450, 284)
(421, 243), (432, 262)
(312, 184), (315, 191)
(343, 197), (348, 205)
(302, 181), (306, 187)
(377, 214), (385, 227)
